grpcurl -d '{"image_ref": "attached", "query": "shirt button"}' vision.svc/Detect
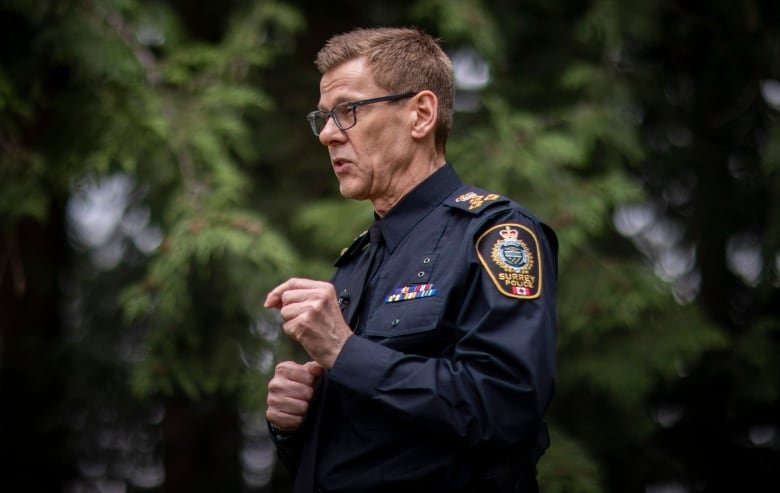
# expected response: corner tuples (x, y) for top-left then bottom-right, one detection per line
(423, 257), (431, 264)
(391, 319), (400, 327)
(417, 271), (425, 278)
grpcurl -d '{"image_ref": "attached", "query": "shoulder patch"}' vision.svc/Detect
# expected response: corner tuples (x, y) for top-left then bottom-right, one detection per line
(446, 187), (507, 214)
(476, 223), (543, 299)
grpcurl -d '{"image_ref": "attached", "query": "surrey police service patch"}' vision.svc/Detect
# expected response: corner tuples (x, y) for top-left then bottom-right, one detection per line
(476, 223), (543, 299)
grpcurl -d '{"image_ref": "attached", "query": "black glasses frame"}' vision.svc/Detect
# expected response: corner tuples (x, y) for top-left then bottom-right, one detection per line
(306, 92), (418, 136)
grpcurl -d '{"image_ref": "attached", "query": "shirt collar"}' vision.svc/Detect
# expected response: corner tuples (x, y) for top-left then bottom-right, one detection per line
(373, 163), (462, 253)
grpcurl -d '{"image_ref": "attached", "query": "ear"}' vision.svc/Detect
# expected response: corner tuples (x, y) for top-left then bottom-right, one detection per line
(410, 90), (438, 141)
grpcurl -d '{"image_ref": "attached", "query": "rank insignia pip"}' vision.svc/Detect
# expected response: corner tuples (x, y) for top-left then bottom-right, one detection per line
(455, 191), (501, 210)
(476, 223), (543, 299)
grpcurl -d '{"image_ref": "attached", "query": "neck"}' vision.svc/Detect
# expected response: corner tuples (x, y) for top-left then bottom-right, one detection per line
(372, 154), (445, 217)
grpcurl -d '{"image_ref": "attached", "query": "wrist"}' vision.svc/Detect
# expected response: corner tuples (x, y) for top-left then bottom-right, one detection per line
(268, 421), (296, 442)
(322, 332), (351, 368)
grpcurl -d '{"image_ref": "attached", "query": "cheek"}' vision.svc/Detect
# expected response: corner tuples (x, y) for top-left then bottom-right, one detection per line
(357, 135), (377, 156)
(355, 143), (379, 173)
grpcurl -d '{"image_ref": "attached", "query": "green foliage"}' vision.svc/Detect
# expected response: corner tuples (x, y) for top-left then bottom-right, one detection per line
(0, 0), (306, 406)
(293, 198), (374, 277)
(538, 425), (604, 493)
(562, 306), (728, 410)
(410, 0), (503, 59)
(3, 0), (779, 491)
(728, 316), (780, 406)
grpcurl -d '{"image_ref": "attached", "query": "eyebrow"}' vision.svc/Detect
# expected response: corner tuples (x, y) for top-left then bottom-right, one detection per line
(317, 100), (345, 112)
(317, 92), (365, 111)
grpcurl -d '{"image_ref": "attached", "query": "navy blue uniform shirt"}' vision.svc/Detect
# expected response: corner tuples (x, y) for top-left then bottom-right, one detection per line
(272, 163), (557, 493)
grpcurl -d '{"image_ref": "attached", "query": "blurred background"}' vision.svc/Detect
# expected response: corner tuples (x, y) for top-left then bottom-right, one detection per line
(1, 0), (779, 492)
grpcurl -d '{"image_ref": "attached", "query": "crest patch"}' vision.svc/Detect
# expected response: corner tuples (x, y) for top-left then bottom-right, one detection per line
(476, 223), (543, 299)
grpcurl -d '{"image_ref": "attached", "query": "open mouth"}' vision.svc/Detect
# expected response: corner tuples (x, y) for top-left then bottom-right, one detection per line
(332, 158), (351, 172)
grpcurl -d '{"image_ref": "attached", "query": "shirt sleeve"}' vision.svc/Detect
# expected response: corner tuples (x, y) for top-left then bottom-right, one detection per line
(266, 420), (305, 472)
(328, 209), (557, 448)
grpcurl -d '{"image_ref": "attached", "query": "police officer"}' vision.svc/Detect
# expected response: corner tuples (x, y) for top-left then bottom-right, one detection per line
(264, 27), (557, 493)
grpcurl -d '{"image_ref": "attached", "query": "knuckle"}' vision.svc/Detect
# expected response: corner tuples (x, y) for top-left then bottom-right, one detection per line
(266, 387), (281, 403)
(311, 298), (324, 311)
(300, 310), (316, 324)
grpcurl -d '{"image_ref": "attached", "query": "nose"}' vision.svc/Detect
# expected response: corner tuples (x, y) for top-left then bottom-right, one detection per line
(318, 116), (346, 146)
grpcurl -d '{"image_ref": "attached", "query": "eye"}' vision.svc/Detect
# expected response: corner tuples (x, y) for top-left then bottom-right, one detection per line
(313, 112), (328, 126)
(334, 102), (354, 121)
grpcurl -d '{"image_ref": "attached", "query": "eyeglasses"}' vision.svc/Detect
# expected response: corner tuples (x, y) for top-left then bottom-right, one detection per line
(306, 92), (418, 136)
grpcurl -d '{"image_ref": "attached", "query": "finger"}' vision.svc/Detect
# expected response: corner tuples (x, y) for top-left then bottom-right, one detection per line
(275, 361), (319, 386)
(267, 390), (314, 414)
(278, 300), (316, 324)
(266, 408), (306, 432)
(279, 287), (322, 307)
(264, 296), (282, 310)
(278, 288), (338, 323)
(263, 279), (292, 309)
(278, 316), (305, 344)
(265, 277), (326, 308)
(304, 361), (326, 378)
(268, 376), (315, 400)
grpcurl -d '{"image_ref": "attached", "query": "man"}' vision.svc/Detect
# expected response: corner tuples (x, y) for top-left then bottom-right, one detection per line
(264, 27), (557, 493)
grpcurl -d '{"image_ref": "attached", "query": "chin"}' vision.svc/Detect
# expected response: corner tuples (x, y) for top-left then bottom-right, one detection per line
(338, 182), (367, 201)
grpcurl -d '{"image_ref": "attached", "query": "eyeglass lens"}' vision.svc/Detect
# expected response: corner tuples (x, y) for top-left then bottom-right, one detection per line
(308, 103), (354, 135)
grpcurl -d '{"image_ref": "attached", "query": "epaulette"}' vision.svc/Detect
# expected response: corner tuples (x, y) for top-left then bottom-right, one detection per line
(334, 229), (370, 266)
(444, 185), (510, 215)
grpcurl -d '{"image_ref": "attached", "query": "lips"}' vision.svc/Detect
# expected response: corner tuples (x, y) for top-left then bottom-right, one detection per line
(332, 158), (352, 173)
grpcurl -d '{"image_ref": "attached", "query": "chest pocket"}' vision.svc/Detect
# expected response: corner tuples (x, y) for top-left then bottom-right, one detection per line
(363, 252), (447, 343)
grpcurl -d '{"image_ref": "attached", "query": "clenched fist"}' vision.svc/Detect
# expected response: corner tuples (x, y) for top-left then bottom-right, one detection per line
(264, 277), (353, 368)
(266, 360), (325, 433)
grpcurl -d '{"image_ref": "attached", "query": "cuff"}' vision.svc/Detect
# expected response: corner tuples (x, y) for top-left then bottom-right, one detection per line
(267, 420), (296, 443)
(329, 335), (395, 397)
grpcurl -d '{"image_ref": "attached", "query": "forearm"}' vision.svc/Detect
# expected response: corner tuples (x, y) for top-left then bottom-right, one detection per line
(328, 329), (554, 447)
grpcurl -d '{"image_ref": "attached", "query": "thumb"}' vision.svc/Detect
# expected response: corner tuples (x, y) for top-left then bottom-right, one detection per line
(304, 360), (325, 378)
(264, 290), (282, 309)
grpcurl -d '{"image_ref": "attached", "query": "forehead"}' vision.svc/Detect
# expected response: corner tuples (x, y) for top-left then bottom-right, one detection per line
(319, 58), (382, 104)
